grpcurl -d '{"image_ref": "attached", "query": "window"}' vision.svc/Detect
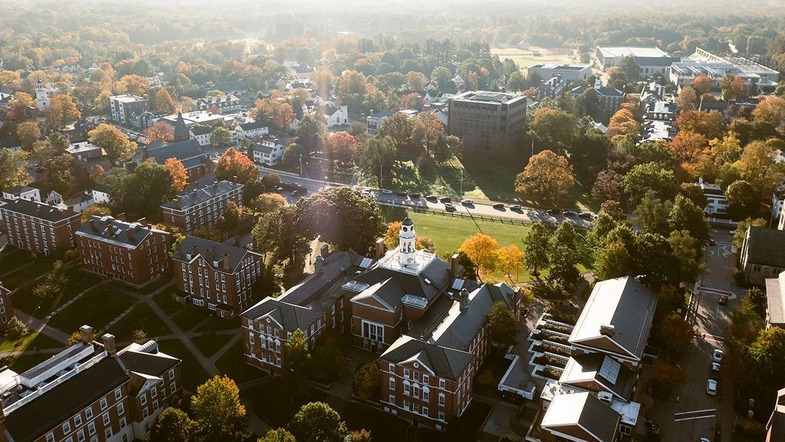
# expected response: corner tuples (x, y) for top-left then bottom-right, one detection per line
(85, 407), (93, 419)
(361, 320), (384, 342)
(141, 394), (148, 406)
(100, 398), (107, 410)
(404, 368), (410, 379)
(115, 388), (122, 401)
(117, 403), (125, 416)
(414, 371), (419, 382)
(423, 374), (429, 385)
(88, 423), (96, 435)
(389, 363), (395, 373)
(46, 433), (55, 442)
(151, 387), (157, 398)
(439, 393), (445, 407)
(77, 430), (85, 442)
(74, 414), (82, 427)
(439, 378), (446, 389)
(438, 410), (445, 421)
(422, 406), (429, 416)
(102, 413), (110, 426)
(65, 437), (73, 442)
(423, 388), (430, 402)
(169, 369), (175, 380)
(403, 399), (410, 410)
(389, 394), (395, 404)
(120, 417), (127, 428)
(153, 400), (159, 411)
(105, 428), (112, 439)
(403, 382), (410, 396)
(143, 408), (149, 419)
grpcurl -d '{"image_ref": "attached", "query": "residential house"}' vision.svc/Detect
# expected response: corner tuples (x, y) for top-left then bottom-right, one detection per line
(0, 326), (181, 442)
(109, 95), (149, 129)
(191, 125), (212, 147)
(0, 282), (14, 330)
(172, 236), (264, 318)
(594, 46), (679, 77)
(233, 121), (269, 142)
(66, 142), (104, 162)
(92, 184), (112, 205)
(765, 271), (785, 329)
(366, 110), (394, 137)
(767, 388), (785, 442)
(739, 227), (785, 285)
(195, 94), (241, 113)
(76, 216), (171, 288)
(2, 186), (41, 202)
(694, 178), (730, 216)
(447, 91), (527, 154)
(251, 140), (284, 166)
(160, 180), (243, 233)
(0, 133), (22, 152)
(0, 198), (80, 256)
(324, 105), (349, 128)
(141, 139), (214, 181)
(35, 79), (56, 111)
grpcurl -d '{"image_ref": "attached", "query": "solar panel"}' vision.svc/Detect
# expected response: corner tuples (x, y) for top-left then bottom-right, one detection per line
(599, 356), (621, 385)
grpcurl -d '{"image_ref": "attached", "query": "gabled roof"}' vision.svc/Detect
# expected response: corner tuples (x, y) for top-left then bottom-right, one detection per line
(0, 198), (77, 222)
(242, 297), (323, 331)
(380, 335), (474, 381)
(144, 139), (206, 169)
(541, 392), (620, 442)
(174, 236), (261, 273)
(118, 347), (180, 377)
(161, 180), (243, 210)
(569, 277), (657, 361)
(238, 120), (268, 131)
(76, 215), (163, 248)
(191, 125), (212, 136)
(765, 272), (785, 327)
(559, 353), (636, 401)
(744, 227), (785, 268)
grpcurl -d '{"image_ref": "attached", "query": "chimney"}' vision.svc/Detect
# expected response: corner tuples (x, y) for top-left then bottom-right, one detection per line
(142, 145), (149, 161)
(223, 253), (231, 271)
(89, 219), (96, 232)
(320, 244), (329, 258)
(171, 197), (179, 209)
(125, 228), (133, 241)
(232, 175), (238, 183)
(459, 288), (469, 314)
(375, 239), (385, 259)
(205, 248), (214, 264)
(314, 255), (324, 274)
(599, 324), (615, 337)
(79, 325), (94, 344)
(450, 253), (460, 277)
(116, 212), (126, 221)
(192, 245), (199, 258)
(102, 333), (117, 356)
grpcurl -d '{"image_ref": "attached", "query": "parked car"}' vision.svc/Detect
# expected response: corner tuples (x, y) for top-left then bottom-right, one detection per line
(708, 238), (716, 246)
(492, 203), (505, 210)
(563, 210), (577, 217)
(644, 419), (659, 435)
(395, 190), (408, 197)
(578, 212), (594, 220)
(444, 202), (455, 211)
(700, 438), (711, 442)
(381, 189), (393, 195)
(546, 208), (561, 215)
(439, 196), (452, 203)
(460, 199), (474, 205)
(510, 204), (522, 211)
(712, 349), (724, 363)
(409, 192), (421, 199)
(426, 194), (438, 201)
(718, 294), (729, 305)
(706, 379), (718, 395)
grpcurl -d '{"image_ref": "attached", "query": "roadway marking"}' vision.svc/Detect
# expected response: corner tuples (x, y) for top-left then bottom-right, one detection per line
(674, 408), (717, 422)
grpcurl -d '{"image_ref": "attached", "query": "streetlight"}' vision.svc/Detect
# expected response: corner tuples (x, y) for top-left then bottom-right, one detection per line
(459, 169), (464, 198)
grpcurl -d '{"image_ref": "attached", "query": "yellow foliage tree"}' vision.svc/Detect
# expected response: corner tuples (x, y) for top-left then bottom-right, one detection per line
(514, 150), (574, 207)
(496, 244), (525, 279)
(459, 233), (499, 280)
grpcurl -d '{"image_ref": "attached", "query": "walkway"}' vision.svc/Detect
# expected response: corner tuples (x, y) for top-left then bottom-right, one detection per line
(14, 310), (69, 344)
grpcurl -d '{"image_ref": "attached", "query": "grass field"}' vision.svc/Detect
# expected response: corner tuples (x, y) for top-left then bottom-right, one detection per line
(48, 286), (137, 334)
(108, 303), (171, 342)
(191, 333), (231, 359)
(491, 46), (578, 70)
(158, 338), (210, 392)
(14, 271), (103, 319)
(215, 340), (264, 385)
(0, 332), (62, 353)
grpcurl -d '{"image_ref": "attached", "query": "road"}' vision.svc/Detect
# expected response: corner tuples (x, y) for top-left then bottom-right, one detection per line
(257, 168), (594, 229)
(648, 228), (739, 442)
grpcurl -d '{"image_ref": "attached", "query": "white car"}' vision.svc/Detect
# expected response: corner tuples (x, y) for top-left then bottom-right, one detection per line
(712, 349), (724, 363)
(381, 189), (393, 195)
(706, 379), (718, 396)
(460, 199), (474, 205)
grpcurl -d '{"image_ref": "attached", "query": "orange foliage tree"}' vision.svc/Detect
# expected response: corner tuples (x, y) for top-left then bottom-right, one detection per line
(144, 121), (175, 143)
(164, 158), (188, 193)
(215, 148), (258, 183)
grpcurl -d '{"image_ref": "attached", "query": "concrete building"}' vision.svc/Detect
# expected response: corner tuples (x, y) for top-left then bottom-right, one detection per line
(447, 91), (527, 153)
(172, 236), (264, 319)
(0, 198), (80, 256)
(76, 216), (171, 288)
(160, 180), (243, 233)
(109, 95), (149, 129)
(0, 326), (181, 442)
(671, 47), (780, 89)
(594, 46), (679, 77)
(529, 63), (592, 83)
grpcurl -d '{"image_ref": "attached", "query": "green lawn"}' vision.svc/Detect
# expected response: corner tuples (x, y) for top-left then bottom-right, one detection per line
(111, 272), (173, 296)
(153, 290), (182, 316)
(158, 338), (210, 393)
(215, 340), (265, 385)
(0, 247), (34, 278)
(1, 260), (54, 290)
(195, 316), (241, 334)
(0, 332), (62, 353)
(14, 271), (103, 319)
(171, 304), (213, 332)
(47, 286), (137, 335)
(108, 303), (171, 342)
(191, 333), (233, 358)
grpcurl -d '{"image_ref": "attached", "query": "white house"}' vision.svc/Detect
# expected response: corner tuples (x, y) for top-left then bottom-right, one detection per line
(323, 105), (349, 128)
(252, 140), (284, 166)
(191, 126), (213, 146)
(366, 110), (393, 137)
(698, 179), (729, 216)
(2, 186), (41, 202)
(91, 185), (112, 205)
(233, 121), (269, 141)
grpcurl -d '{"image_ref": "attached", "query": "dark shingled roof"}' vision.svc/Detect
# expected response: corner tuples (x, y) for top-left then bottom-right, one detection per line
(144, 139), (207, 171)
(118, 349), (179, 377)
(76, 215), (161, 247)
(352, 257), (453, 308)
(191, 125), (212, 136)
(173, 112), (189, 138)
(380, 335), (474, 381)
(242, 297), (323, 331)
(239, 120), (267, 131)
(161, 180), (243, 210)
(4, 358), (128, 442)
(0, 198), (78, 222)
(744, 227), (785, 268)
(175, 236), (260, 273)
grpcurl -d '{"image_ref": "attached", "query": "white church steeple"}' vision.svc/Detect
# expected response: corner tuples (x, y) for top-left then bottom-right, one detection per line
(35, 78), (50, 111)
(398, 217), (416, 267)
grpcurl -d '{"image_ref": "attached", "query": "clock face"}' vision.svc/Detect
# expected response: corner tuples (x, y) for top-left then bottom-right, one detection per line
(413, 362), (419, 369)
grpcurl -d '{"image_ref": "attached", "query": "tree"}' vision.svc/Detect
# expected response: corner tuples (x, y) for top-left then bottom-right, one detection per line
(46, 94), (81, 129)
(656, 312), (697, 359)
(352, 361), (380, 399)
(523, 223), (551, 275)
(735, 140), (785, 198)
(634, 191), (672, 236)
(514, 150), (574, 207)
(459, 234), (499, 280)
(752, 96), (785, 130)
(89, 124), (137, 162)
(309, 337), (346, 383)
(144, 121), (175, 143)
(150, 407), (198, 442)
(259, 428), (297, 442)
(667, 230), (704, 282)
(691, 74), (712, 95)
(405, 71), (428, 90)
(163, 158), (188, 193)
(299, 187), (385, 255)
(283, 329), (311, 393)
(591, 169), (623, 203)
(6, 317), (28, 342)
(382, 221), (435, 252)
(16, 122), (41, 150)
(733, 218), (767, 248)
(487, 301), (517, 346)
(746, 287), (768, 319)
(668, 195), (710, 242)
(154, 88), (177, 114)
(506, 71), (527, 91)
(651, 361), (686, 398)
(623, 162), (678, 207)
(749, 327), (785, 383)
(496, 245), (525, 279)
(726, 180), (761, 219)
(251, 193), (287, 213)
(261, 172), (283, 191)
(348, 429), (372, 442)
(720, 75), (747, 101)
(676, 86), (698, 112)
(296, 115), (326, 153)
(326, 131), (360, 164)
(216, 148), (258, 183)
(120, 161), (176, 221)
(412, 112), (444, 156)
(0, 148), (32, 189)
(549, 222), (582, 288)
(130, 329), (147, 344)
(190, 375), (248, 442)
(253, 98), (295, 132)
(430, 66), (454, 92)
(253, 205), (311, 271)
(211, 126), (232, 147)
(606, 108), (639, 140)
(618, 55), (641, 82)
(594, 240), (633, 280)
(359, 137), (396, 187)
(376, 113), (414, 154)
(288, 402), (348, 442)
(528, 108), (577, 149)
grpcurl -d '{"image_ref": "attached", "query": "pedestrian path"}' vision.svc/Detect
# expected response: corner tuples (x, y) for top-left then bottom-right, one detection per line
(13, 310), (69, 344)
(44, 279), (109, 322)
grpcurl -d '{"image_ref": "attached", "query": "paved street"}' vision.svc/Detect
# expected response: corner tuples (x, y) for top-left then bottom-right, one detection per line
(648, 228), (739, 442)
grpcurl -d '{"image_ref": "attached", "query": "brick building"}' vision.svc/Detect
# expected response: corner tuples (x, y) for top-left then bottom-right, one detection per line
(447, 91), (527, 154)
(0, 326), (181, 442)
(172, 236), (264, 318)
(76, 216), (171, 288)
(240, 219), (520, 429)
(109, 95), (149, 129)
(160, 180), (244, 232)
(0, 282), (13, 330)
(0, 198), (80, 256)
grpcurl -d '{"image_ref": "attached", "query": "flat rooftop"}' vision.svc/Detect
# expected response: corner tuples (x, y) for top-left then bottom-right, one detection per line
(530, 63), (590, 71)
(598, 46), (670, 58)
(452, 91), (526, 105)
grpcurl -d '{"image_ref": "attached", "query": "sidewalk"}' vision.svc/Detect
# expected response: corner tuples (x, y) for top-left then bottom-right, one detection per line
(14, 310), (69, 344)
